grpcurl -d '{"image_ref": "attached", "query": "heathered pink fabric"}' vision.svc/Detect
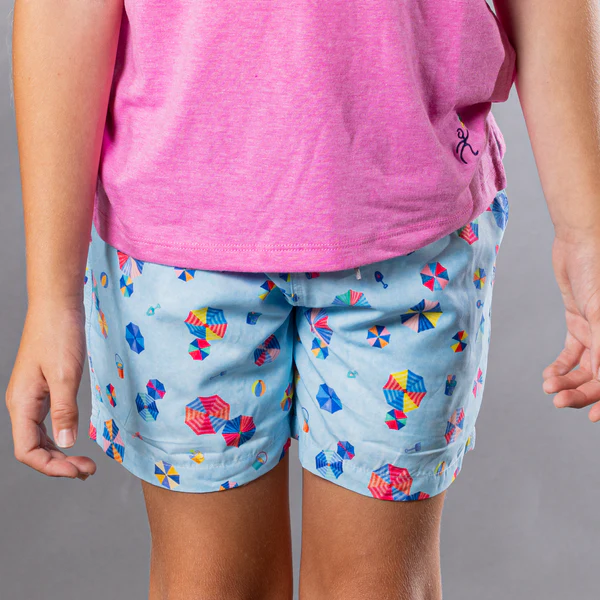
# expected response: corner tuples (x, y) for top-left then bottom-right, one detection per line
(93, 1), (516, 273)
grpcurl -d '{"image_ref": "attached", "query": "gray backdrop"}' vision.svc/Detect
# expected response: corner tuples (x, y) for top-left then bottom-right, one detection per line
(1, 2), (598, 599)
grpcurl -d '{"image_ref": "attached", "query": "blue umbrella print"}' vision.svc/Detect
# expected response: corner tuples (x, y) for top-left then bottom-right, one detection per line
(125, 321), (145, 354)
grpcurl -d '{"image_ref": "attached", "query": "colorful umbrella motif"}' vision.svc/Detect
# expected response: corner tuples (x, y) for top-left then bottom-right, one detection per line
(88, 419), (97, 441)
(155, 460), (180, 489)
(305, 272), (320, 279)
(452, 466), (461, 482)
(94, 383), (103, 403)
(115, 353), (124, 379)
(451, 330), (468, 352)
(400, 299), (443, 333)
(445, 407), (465, 444)
(336, 440), (355, 460)
(222, 415), (256, 447)
(472, 367), (483, 397)
(185, 395), (230, 435)
(146, 378), (166, 399)
(402, 492), (431, 501)
(367, 325), (391, 348)
(332, 289), (371, 307)
(103, 419), (125, 463)
(189, 338), (211, 361)
(279, 437), (292, 461)
(487, 190), (509, 230)
(304, 308), (333, 345)
(473, 268), (486, 289)
(385, 408), (408, 430)
(368, 464), (416, 501)
(435, 461), (446, 475)
(117, 250), (144, 278)
(184, 307), (228, 340)
(189, 449), (205, 464)
(316, 383), (343, 414)
(476, 314), (485, 342)
(445, 374), (457, 396)
(120, 275), (134, 297)
(311, 338), (329, 359)
(383, 369), (427, 412)
(279, 273), (291, 282)
(457, 219), (479, 245)
(281, 382), (293, 411)
(106, 383), (116, 407)
(254, 334), (280, 366)
(97, 308), (108, 338)
(174, 267), (196, 281)
(465, 429), (476, 452)
(315, 450), (344, 479)
(258, 279), (277, 301)
(125, 322), (145, 354)
(420, 262), (449, 291)
(220, 481), (239, 490)
(91, 271), (100, 310)
(136, 393), (159, 421)
(252, 379), (266, 397)
(302, 407), (310, 432)
(246, 311), (262, 325)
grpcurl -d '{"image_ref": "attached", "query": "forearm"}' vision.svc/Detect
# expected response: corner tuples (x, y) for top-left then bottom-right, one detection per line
(12, 0), (123, 308)
(494, 0), (600, 239)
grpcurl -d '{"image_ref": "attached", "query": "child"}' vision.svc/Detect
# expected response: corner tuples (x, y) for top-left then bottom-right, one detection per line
(7, 1), (600, 598)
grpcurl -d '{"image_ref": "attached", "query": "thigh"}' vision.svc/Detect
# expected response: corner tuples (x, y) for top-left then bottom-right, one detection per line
(144, 453), (293, 600)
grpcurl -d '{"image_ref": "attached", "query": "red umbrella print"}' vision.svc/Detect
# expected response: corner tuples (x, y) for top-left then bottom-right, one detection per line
(185, 395), (231, 435)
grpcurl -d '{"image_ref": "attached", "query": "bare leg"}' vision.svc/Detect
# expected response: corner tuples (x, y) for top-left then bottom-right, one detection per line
(144, 454), (293, 600)
(299, 469), (446, 600)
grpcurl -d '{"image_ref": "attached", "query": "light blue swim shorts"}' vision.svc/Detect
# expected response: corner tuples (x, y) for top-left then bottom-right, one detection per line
(83, 189), (509, 501)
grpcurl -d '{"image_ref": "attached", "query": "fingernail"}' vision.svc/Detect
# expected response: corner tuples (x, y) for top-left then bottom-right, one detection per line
(57, 429), (75, 448)
(76, 472), (90, 481)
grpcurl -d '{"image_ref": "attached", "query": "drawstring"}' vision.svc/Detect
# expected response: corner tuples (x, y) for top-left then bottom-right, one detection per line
(354, 266), (362, 280)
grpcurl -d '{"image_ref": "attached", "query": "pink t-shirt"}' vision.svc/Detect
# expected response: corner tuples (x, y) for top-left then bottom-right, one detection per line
(93, 1), (516, 273)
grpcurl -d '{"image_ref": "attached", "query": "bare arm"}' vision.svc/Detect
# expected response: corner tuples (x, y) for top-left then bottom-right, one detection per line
(5, 0), (123, 478)
(13, 0), (123, 308)
(494, 0), (600, 417)
(493, 0), (600, 239)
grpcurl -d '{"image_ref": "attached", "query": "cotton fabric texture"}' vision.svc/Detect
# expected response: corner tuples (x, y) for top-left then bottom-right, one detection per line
(93, 1), (516, 272)
(83, 189), (509, 500)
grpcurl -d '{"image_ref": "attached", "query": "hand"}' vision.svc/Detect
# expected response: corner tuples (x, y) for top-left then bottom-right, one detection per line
(5, 301), (97, 479)
(543, 233), (600, 422)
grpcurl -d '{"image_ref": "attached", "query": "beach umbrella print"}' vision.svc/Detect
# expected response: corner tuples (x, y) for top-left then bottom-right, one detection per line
(445, 407), (465, 444)
(88, 419), (97, 441)
(435, 461), (446, 476)
(254, 334), (280, 366)
(125, 322), (145, 354)
(189, 338), (211, 361)
(117, 250), (144, 278)
(252, 379), (266, 397)
(279, 437), (292, 461)
(102, 419), (125, 463)
(302, 407), (310, 432)
(487, 190), (509, 230)
(336, 441), (355, 460)
(146, 379), (166, 399)
(106, 383), (116, 407)
(472, 367), (484, 397)
(465, 429), (476, 453)
(316, 383), (343, 414)
(367, 325), (391, 348)
(220, 481), (239, 490)
(258, 279), (277, 301)
(222, 415), (256, 447)
(385, 408), (408, 430)
(402, 492), (431, 501)
(475, 314), (485, 342)
(120, 275), (133, 297)
(332, 289), (371, 307)
(368, 464), (414, 501)
(174, 267), (196, 281)
(457, 219), (479, 245)
(400, 300), (443, 333)
(383, 370), (427, 412)
(97, 308), (109, 338)
(420, 262), (450, 291)
(91, 271), (100, 310)
(311, 338), (329, 359)
(185, 395), (231, 435)
(304, 308), (333, 345)
(184, 307), (228, 341)
(473, 268), (486, 289)
(315, 450), (344, 479)
(155, 461), (180, 490)
(451, 330), (468, 352)
(281, 382), (293, 411)
(136, 393), (159, 422)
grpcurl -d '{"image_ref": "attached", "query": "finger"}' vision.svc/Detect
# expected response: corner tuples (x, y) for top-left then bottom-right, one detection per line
(553, 377), (600, 409)
(543, 366), (590, 395)
(48, 372), (81, 448)
(585, 295), (600, 383)
(41, 422), (97, 474)
(542, 330), (585, 380)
